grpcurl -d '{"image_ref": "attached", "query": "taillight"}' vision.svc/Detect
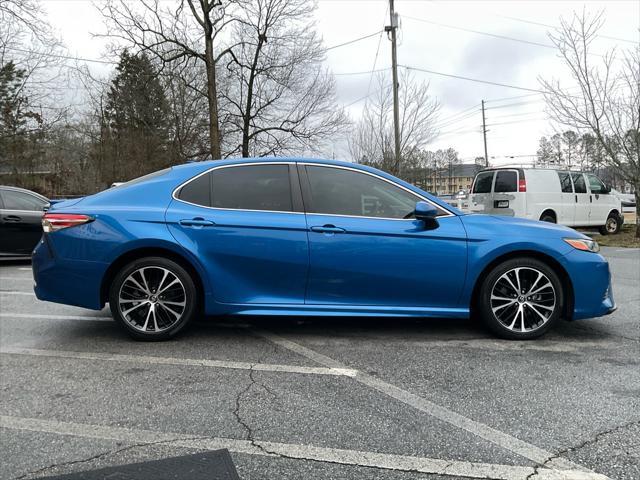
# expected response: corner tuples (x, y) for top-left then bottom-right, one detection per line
(42, 214), (93, 233)
(518, 179), (527, 192)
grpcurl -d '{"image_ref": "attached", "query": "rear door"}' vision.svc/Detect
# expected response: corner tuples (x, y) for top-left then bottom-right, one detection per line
(165, 163), (309, 305)
(493, 170), (522, 216)
(0, 189), (47, 256)
(469, 170), (495, 214)
(556, 171), (576, 225)
(571, 173), (591, 226)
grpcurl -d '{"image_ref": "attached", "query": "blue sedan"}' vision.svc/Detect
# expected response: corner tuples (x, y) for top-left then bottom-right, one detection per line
(32, 158), (615, 340)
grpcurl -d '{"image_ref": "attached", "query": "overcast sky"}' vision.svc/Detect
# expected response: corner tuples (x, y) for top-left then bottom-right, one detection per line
(42, 0), (639, 165)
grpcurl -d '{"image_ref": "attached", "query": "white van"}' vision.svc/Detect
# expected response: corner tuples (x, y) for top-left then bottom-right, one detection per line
(469, 168), (624, 234)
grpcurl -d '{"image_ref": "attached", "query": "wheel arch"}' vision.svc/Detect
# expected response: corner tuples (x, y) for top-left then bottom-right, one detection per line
(100, 246), (207, 309)
(470, 249), (574, 320)
(539, 209), (557, 222)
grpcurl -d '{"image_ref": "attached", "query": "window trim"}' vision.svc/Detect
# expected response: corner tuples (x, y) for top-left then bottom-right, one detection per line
(172, 162), (304, 214)
(299, 163), (454, 220)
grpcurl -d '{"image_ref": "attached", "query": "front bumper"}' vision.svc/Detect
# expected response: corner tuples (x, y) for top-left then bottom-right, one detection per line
(562, 249), (616, 320)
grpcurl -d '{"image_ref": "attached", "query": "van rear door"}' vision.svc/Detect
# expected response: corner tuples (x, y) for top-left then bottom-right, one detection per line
(493, 170), (522, 216)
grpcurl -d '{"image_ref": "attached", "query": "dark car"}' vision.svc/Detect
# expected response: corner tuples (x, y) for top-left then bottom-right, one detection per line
(0, 186), (49, 258)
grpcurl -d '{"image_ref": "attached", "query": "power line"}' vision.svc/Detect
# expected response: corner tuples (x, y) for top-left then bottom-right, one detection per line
(363, 5), (389, 110)
(324, 30), (384, 52)
(401, 64), (543, 93)
(403, 15), (557, 51)
(496, 14), (638, 44)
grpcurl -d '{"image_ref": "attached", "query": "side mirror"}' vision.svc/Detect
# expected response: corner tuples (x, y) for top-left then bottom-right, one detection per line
(603, 184), (611, 194)
(414, 201), (439, 229)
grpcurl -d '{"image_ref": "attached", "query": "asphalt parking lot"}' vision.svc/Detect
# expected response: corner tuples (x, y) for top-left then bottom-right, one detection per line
(0, 247), (638, 480)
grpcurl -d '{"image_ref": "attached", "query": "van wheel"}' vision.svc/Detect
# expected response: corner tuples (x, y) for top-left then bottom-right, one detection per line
(599, 214), (621, 235)
(109, 257), (197, 341)
(540, 211), (556, 223)
(478, 258), (563, 340)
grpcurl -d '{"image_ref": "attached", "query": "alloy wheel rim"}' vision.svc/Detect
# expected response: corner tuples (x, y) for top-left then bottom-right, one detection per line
(118, 266), (187, 333)
(490, 267), (556, 333)
(606, 218), (617, 233)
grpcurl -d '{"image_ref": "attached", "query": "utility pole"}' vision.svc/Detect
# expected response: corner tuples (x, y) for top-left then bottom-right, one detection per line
(481, 99), (488, 167)
(386, 0), (401, 176)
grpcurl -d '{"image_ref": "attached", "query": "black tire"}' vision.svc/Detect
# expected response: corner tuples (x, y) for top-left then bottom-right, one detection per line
(540, 212), (556, 223)
(478, 257), (564, 340)
(599, 213), (622, 235)
(109, 256), (198, 341)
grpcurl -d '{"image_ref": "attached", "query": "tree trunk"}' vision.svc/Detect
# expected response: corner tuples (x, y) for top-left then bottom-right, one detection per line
(204, 25), (221, 160)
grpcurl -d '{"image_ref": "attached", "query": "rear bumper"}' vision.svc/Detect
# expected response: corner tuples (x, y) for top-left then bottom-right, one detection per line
(32, 237), (107, 310)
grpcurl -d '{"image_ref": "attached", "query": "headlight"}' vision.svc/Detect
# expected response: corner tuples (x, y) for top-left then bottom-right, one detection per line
(564, 238), (600, 253)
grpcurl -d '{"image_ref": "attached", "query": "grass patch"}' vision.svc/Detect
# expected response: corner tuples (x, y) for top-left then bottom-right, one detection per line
(592, 224), (640, 248)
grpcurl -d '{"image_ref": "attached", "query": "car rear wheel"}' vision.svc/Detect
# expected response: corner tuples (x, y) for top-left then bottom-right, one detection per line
(109, 257), (197, 341)
(599, 214), (621, 235)
(478, 258), (563, 340)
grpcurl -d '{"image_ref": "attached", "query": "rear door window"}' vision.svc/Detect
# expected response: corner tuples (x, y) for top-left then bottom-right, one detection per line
(494, 171), (517, 193)
(472, 171), (494, 193)
(571, 173), (587, 193)
(212, 164), (293, 212)
(558, 172), (573, 193)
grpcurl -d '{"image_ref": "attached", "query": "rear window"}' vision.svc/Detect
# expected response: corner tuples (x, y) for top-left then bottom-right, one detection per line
(472, 171), (494, 193)
(494, 171), (517, 193)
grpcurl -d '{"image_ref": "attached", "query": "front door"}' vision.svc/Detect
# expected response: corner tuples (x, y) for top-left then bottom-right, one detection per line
(585, 173), (611, 226)
(300, 164), (468, 309)
(166, 163), (309, 304)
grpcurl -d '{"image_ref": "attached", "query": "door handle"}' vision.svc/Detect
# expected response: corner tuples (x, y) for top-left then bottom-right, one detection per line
(3, 215), (22, 222)
(310, 224), (346, 234)
(590, 195), (593, 203)
(575, 195), (578, 203)
(179, 218), (215, 227)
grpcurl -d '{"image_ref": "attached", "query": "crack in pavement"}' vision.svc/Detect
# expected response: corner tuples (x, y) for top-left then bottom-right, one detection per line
(525, 419), (640, 480)
(228, 348), (508, 479)
(12, 434), (212, 480)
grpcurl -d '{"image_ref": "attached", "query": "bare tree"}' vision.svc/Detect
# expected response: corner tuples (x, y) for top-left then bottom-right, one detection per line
(98, 0), (246, 160)
(349, 70), (440, 176)
(540, 11), (640, 237)
(219, 0), (348, 158)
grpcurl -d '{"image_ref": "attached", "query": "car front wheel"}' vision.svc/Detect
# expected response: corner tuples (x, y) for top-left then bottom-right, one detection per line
(478, 258), (563, 340)
(109, 257), (197, 341)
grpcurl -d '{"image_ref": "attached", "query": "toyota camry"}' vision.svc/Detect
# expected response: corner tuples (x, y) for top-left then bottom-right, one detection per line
(32, 158), (615, 341)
